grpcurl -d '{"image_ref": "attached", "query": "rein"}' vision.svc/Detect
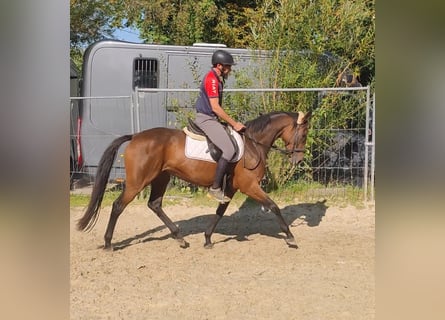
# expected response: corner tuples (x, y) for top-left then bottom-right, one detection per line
(272, 145), (306, 154)
(242, 131), (305, 155)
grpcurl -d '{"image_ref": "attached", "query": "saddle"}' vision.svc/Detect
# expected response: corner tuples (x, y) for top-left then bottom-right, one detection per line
(183, 118), (243, 163)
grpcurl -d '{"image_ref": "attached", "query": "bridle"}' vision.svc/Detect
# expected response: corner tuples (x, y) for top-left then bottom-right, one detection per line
(282, 123), (306, 154)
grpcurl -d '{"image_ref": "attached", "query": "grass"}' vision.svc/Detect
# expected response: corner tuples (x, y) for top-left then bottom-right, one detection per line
(70, 181), (370, 209)
(70, 189), (253, 209)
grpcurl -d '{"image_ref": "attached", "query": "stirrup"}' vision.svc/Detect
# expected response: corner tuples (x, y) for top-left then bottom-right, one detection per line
(207, 187), (231, 203)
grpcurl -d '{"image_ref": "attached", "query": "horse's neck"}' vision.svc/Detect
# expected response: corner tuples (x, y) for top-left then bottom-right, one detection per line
(249, 123), (283, 150)
(263, 121), (286, 145)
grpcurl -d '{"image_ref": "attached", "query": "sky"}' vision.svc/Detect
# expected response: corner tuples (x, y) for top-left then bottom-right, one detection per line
(113, 27), (143, 43)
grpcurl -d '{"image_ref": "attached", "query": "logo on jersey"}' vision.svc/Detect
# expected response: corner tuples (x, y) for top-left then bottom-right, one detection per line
(211, 78), (217, 95)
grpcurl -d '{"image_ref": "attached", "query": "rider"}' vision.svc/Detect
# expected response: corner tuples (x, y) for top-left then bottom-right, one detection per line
(194, 50), (246, 203)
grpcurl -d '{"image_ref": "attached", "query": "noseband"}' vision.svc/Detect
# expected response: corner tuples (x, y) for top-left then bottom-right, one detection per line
(273, 125), (306, 155)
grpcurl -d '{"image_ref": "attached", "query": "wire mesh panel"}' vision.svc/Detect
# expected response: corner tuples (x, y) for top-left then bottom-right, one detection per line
(303, 90), (370, 201)
(69, 96), (133, 186)
(137, 87), (373, 202)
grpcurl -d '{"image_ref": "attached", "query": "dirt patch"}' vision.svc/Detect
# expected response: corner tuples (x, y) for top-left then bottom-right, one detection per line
(70, 200), (374, 319)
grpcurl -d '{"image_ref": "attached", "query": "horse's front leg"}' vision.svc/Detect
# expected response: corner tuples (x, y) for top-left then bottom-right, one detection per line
(265, 200), (298, 248)
(204, 201), (230, 249)
(244, 185), (298, 248)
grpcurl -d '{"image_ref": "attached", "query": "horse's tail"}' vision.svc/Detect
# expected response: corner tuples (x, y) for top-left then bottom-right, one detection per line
(77, 134), (133, 232)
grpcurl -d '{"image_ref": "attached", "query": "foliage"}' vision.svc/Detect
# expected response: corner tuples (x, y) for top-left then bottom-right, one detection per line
(250, 0), (374, 84)
(89, 0), (259, 46)
(237, 0), (374, 188)
(70, 0), (117, 69)
(70, 0), (374, 84)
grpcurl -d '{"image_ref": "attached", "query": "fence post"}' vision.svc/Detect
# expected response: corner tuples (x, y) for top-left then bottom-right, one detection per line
(364, 87), (376, 204)
(364, 86), (370, 203)
(130, 90), (136, 134)
(134, 87), (141, 133)
(370, 92), (375, 202)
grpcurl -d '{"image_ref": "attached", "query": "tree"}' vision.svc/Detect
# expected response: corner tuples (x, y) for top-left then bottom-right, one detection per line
(70, 0), (119, 67)
(118, 0), (258, 46)
(248, 0), (375, 86)
(239, 0), (375, 188)
(71, 0), (374, 85)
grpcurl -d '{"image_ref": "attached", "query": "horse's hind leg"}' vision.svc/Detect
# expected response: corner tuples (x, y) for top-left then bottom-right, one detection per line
(204, 186), (236, 248)
(148, 172), (189, 248)
(204, 201), (230, 249)
(104, 186), (140, 250)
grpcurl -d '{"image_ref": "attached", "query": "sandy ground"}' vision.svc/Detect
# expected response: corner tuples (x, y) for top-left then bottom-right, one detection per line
(70, 199), (374, 320)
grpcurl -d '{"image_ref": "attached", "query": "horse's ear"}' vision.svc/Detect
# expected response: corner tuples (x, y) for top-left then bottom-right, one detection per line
(297, 111), (312, 124)
(297, 111), (304, 124)
(304, 111), (312, 122)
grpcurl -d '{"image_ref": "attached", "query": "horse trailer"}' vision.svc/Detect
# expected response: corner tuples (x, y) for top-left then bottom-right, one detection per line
(71, 40), (269, 182)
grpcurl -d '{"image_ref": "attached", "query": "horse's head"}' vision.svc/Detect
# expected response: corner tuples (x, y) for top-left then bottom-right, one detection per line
(282, 111), (312, 165)
(243, 111), (312, 169)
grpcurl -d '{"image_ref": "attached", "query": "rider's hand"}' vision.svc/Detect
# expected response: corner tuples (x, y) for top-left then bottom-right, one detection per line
(233, 122), (246, 133)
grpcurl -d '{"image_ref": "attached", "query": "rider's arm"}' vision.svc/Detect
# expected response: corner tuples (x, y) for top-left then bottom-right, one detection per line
(209, 98), (245, 132)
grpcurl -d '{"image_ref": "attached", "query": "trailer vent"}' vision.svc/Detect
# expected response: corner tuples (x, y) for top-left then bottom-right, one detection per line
(133, 58), (158, 89)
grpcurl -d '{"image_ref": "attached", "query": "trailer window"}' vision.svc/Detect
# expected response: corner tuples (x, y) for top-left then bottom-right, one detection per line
(133, 58), (158, 89)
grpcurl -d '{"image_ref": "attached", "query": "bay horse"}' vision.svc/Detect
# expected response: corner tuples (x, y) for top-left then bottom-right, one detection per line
(77, 110), (312, 249)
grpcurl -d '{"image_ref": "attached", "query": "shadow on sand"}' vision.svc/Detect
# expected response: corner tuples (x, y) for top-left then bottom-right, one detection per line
(112, 199), (328, 250)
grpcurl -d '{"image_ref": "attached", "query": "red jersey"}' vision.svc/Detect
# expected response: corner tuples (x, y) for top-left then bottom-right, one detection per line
(195, 69), (223, 117)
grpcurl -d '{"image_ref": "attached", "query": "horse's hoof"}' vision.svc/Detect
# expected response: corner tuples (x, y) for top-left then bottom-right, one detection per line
(204, 242), (214, 249)
(172, 234), (189, 248)
(103, 244), (114, 251)
(177, 239), (190, 249)
(286, 238), (298, 249)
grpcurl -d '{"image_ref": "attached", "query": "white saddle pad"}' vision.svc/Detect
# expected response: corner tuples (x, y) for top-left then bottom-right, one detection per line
(184, 128), (244, 163)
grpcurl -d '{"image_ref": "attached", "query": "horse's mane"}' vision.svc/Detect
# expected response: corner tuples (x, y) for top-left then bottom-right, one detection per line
(245, 111), (298, 133)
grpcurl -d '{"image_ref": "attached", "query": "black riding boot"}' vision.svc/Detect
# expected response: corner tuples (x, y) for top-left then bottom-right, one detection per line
(208, 158), (231, 203)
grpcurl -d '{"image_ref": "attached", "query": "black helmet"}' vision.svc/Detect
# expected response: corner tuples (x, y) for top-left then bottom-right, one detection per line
(211, 50), (236, 66)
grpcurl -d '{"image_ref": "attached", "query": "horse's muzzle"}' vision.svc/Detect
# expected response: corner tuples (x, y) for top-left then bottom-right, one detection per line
(290, 152), (304, 166)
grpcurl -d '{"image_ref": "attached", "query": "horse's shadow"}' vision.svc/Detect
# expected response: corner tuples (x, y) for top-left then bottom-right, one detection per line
(112, 199), (328, 250)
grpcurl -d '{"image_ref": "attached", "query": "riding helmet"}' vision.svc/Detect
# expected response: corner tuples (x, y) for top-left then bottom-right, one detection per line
(211, 50), (236, 66)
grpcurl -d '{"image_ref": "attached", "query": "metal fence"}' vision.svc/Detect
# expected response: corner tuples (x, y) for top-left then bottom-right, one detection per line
(70, 87), (374, 203)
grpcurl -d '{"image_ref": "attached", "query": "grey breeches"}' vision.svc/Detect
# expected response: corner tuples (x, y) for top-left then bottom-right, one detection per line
(194, 113), (235, 161)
